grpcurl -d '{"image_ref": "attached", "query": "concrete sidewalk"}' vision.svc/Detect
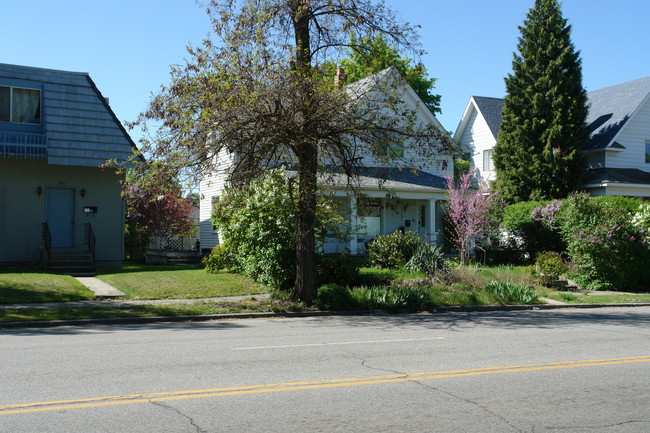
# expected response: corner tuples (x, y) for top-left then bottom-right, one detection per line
(75, 277), (125, 297)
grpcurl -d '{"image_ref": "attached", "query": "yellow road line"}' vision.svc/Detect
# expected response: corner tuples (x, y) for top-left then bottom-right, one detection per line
(2, 355), (649, 416)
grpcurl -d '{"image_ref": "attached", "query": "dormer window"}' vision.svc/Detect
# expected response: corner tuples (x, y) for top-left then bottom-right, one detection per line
(0, 86), (41, 124)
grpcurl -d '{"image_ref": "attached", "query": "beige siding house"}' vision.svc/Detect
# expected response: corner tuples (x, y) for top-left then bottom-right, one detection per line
(0, 64), (136, 269)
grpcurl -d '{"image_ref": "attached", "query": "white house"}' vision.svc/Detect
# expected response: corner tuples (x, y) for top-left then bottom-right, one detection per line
(454, 77), (650, 200)
(582, 76), (650, 198)
(453, 96), (503, 182)
(0, 64), (136, 271)
(200, 67), (455, 255)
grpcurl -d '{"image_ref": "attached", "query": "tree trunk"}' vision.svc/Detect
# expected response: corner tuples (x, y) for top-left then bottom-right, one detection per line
(292, 142), (318, 303)
(290, 0), (318, 304)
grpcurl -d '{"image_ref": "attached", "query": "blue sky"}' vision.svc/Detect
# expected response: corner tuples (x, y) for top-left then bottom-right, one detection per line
(3, 0), (649, 139)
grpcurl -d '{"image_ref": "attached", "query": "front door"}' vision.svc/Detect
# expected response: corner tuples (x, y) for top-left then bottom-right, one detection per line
(47, 187), (75, 248)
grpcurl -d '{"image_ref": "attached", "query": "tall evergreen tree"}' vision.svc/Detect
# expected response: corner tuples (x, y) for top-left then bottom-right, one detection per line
(494, 0), (588, 203)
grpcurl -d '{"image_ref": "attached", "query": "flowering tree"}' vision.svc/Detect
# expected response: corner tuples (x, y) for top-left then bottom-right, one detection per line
(445, 170), (497, 264)
(123, 164), (195, 242)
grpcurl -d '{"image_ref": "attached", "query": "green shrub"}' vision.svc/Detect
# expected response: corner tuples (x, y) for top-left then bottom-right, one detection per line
(590, 196), (644, 214)
(483, 281), (537, 304)
(405, 244), (447, 277)
(502, 200), (565, 261)
(203, 243), (235, 273)
(316, 255), (361, 287)
(558, 194), (650, 290)
(534, 251), (568, 286)
(314, 284), (357, 310)
(366, 231), (421, 269)
(211, 169), (343, 290)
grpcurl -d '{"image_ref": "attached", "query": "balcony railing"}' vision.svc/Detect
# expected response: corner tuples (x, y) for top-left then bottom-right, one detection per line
(0, 132), (47, 159)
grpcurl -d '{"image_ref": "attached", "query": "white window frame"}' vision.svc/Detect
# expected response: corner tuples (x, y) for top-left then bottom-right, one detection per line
(483, 149), (494, 172)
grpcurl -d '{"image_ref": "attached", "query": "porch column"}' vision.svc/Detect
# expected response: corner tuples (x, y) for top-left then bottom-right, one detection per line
(429, 199), (438, 245)
(349, 195), (358, 254)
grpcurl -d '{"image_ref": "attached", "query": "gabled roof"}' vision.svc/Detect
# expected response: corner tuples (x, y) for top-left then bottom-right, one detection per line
(0, 63), (137, 167)
(472, 96), (505, 139)
(453, 96), (504, 143)
(455, 76), (650, 151)
(585, 76), (650, 150)
(346, 66), (446, 132)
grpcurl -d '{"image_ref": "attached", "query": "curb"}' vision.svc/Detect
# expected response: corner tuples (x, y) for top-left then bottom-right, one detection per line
(1, 303), (650, 329)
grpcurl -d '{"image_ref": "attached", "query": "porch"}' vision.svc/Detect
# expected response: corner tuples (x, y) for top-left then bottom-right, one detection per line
(322, 195), (447, 255)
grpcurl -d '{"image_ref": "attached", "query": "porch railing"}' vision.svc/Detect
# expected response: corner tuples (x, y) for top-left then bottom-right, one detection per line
(84, 223), (96, 262)
(41, 222), (52, 259)
(0, 132), (47, 159)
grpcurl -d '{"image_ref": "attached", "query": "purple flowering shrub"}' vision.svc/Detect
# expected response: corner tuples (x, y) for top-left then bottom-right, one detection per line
(546, 194), (649, 290)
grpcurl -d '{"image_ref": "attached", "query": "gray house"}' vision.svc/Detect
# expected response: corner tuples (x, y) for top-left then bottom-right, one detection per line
(0, 64), (136, 269)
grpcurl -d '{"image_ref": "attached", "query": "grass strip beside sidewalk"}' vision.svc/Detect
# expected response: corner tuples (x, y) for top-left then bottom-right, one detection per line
(96, 265), (266, 300)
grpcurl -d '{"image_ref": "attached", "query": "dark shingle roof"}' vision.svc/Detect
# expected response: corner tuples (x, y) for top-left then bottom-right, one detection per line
(585, 168), (650, 186)
(472, 96), (504, 139)
(352, 166), (447, 190)
(585, 76), (650, 150)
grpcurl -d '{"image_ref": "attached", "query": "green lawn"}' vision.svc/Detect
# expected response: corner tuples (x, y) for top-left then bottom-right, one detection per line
(0, 270), (94, 304)
(544, 291), (650, 304)
(0, 298), (286, 323)
(96, 264), (267, 300)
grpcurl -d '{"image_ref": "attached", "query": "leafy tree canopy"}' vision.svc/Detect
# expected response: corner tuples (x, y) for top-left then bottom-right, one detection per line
(337, 33), (441, 114)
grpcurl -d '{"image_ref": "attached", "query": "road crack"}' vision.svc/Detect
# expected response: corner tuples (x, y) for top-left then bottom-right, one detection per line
(150, 400), (208, 433)
(358, 358), (525, 431)
(546, 419), (650, 430)
(413, 381), (527, 432)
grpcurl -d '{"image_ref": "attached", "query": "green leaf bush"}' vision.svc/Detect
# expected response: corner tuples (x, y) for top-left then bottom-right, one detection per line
(314, 283), (357, 311)
(203, 242), (236, 273)
(501, 200), (565, 261)
(366, 230), (422, 269)
(534, 251), (568, 287)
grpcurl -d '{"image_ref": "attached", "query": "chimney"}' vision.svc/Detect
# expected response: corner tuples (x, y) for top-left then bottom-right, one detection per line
(334, 67), (347, 88)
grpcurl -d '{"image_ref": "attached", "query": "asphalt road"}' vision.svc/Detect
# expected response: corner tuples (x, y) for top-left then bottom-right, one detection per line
(1, 307), (649, 432)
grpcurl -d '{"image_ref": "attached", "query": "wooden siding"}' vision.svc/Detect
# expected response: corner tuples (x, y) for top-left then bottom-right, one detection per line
(352, 82), (452, 179)
(199, 151), (233, 251)
(606, 96), (650, 171)
(457, 100), (496, 181)
(0, 64), (135, 168)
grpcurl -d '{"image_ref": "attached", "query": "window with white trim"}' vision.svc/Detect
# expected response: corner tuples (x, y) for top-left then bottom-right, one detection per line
(483, 149), (494, 172)
(645, 141), (650, 163)
(0, 86), (41, 124)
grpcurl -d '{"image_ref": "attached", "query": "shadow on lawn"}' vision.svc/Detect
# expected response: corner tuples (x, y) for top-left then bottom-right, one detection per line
(95, 263), (205, 275)
(0, 285), (93, 305)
